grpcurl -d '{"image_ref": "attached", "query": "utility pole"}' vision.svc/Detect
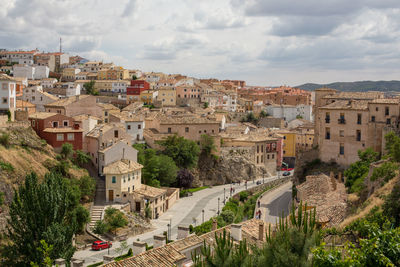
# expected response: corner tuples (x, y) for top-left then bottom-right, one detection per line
(223, 188), (226, 204)
(202, 209), (205, 224)
(59, 37), (62, 53)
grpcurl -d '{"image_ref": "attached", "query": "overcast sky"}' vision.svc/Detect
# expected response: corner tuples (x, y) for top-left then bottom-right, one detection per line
(1, 0), (400, 86)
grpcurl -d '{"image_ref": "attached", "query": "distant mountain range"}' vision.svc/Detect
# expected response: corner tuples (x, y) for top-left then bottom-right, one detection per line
(296, 81), (400, 92)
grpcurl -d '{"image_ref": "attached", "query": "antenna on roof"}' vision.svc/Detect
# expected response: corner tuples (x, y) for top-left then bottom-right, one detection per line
(59, 37), (62, 53)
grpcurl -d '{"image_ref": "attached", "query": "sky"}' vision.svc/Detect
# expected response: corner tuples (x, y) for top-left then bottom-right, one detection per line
(1, 0), (400, 86)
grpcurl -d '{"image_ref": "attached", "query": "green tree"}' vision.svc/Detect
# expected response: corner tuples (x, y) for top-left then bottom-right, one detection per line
(30, 240), (53, 267)
(60, 143), (73, 159)
(158, 135), (200, 169)
(74, 150), (91, 167)
(93, 220), (109, 235)
(3, 172), (86, 265)
(115, 241), (129, 256)
(132, 75), (138, 80)
(259, 110), (268, 118)
(144, 153), (178, 186)
(383, 181), (400, 227)
(203, 102), (209, 109)
(77, 175), (96, 201)
(104, 207), (128, 234)
(83, 80), (98, 95)
(200, 134), (216, 156)
(220, 210), (235, 224)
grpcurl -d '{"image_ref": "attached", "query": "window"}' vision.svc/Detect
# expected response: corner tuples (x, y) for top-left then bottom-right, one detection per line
(114, 130), (118, 138)
(185, 127), (189, 133)
(32, 120), (35, 126)
(356, 130), (361, 141)
(338, 113), (345, 124)
(272, 154), (274, 159)
(138, 124), (141, 129)
(267, 154), (270, 159)
(387, 118), (391, 125)
(63, 120), (68, 127)
(56, 134), (64, 141)
(357, 114), (362, 125)
(340, 144), (344, 155)
(67, 133), (74, 141)
(371, 116), (375, 122)
(168, 127), (172, 133)
(339, 130), (344, 137)
(385, 107), (389, 116)
(261, 145), (264, 152)
(261, 155), (263, 163)
(2, 97), (7, 104)
(325, 128), (330, 140)
(256, 156), (259, 164)
(105, 111), (108, 116)
(325, 112), (330, 123)
(283, 136), (286, 140)
(31, 96), (35, 101)
(112, 176), (116, 183)
(257, 145), (259, 153)
(376, 107), (379, 111)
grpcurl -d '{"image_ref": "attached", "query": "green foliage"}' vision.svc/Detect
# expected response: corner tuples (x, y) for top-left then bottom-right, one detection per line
(70, 205), (90, 233)
(158, 134), (200, 169)
(239, 191), (249, 202)
(83, 80), (98, 95)
(87, 262), (104, 267)
(115, 241), (129, 256)
(383, 181), (400, 227)
(133, 143), (146, 164)
(370, 161), (397, 182)
(115, 247), (133, 261)
(203, 102), (209, 108)
(93, 220), (109, 235)
(132, 75), (138, 80)
(144, 152), (178, 186)
(384, 131), (400, 162)
(6, 110), (11, 121)
(3, 172), (88, 265)
(76, 175), (96, 202)
(200, 134), (216, 156)
(259, 110), (268, 118)
(0, 132), (10, 147)
(0, 191), (4, 206)
(74, 150), (91, 166)
(180, 186), (209, 197)
(50, 160), (70, 176)
(60, 143), (73, 159)
(104, 207), (128, 234)
(220, 210), (235, 224)
(344, 148), (378, 193)
(145, 202), (152, 219)
(0, 161), (14, 172)
(240, 112), (257, 123)
(30, 240), (53, 267)
(296, 115), (303, 119)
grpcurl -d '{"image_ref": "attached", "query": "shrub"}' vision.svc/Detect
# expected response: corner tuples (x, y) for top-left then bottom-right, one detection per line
(370, 161), (398, 182)
(60, 143), (73, 159)
(220, 210), (235, 224)
(93, 220), (109, 235)
(0, 133), (10, 148)
(176, 169), (194, 188)
(239, 191), (249, 202)
(0, 161), (14, 172)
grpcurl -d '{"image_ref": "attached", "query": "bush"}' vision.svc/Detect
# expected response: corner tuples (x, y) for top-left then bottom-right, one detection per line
(239, 191), (249, 202)
(78, 176), (96, 201)
(93, 220), (109, 235)
(370, 161), (398, 182)
(61, 143), (73, 159)
(0, 133), (10, 148)
(176, 169), (194, 188)
(0, 161), (14, 172)
(220, 210), (235, 224)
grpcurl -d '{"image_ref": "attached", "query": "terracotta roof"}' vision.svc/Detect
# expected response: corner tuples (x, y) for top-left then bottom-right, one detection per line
(167, 234), (203, 251)
(45, 95), (91, 107)
(369, 98), (400, 104)
(73, 114), (101, 121)
(160, 115), (219, 125)
(29, 112), (58, 119)
(0, 73), (15, 81)
(103, 159), (143, 175)
(111, 111), (144, 122)
(320, 100), (369, 110)
(134, 185), (166, 198)
(97, 103), (119, 110)
(103, 245), (185, 267)
(86, 123), (125, 138)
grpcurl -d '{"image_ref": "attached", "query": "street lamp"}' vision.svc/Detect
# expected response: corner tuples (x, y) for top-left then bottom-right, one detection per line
(223, 188), (226, 204)
(167, 223), (170, 242)
(217, 197), (220, 215)
(202, 209), (205, 224)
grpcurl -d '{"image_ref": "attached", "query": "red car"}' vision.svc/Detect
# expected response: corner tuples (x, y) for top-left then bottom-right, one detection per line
(92, 240), (112, 250)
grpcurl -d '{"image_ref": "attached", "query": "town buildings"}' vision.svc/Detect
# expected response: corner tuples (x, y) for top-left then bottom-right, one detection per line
(21, 85), (58, 112)
(0, 74), (17, 117)
(314, 88), (399, 166)
(265, 104), (313, 122)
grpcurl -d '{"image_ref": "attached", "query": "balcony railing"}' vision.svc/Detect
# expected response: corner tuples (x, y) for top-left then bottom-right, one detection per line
(325, 117), (330, 123)
(338, 118), (346, 124)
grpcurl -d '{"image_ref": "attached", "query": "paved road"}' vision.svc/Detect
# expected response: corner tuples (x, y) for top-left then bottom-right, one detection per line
(257, 181), (293, 224)
(74, 176), (282, 265)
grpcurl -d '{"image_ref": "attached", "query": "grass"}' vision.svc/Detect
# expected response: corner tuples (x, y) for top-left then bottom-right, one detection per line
(0, 161), (14, 172)
(87, 262), (103, 267)
(180, 186), (210, 197)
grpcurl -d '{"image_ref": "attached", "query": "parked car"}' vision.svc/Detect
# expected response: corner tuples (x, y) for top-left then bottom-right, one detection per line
(282, 171), (291, 176)
(92, 240), (112, 250)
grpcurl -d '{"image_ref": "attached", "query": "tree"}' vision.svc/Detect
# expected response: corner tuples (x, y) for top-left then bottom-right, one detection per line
(145, 154), (178, 186)
(93, 220), (109, 235)
(220, 210), (235, 224)
(0, 191), (4, 206)
(203, 102), (209, 109)
(200, 134), (216, 156)
(74, 150), (91, 167)
(83, 80), (97, 95)
(104, 207), (128, 234)
(115, 241), (129, 256)
(176, 169), (194, 188)
(30, 240), (53, 267)
(158, 135), (200, 169)
(60, 143), (73, 159)
(132, 75), (138, 80)
(383, 181), (400, 227)
(259, 110), (268, 118)
(3, 172), (87, 265)
(77, 175), (96, 201)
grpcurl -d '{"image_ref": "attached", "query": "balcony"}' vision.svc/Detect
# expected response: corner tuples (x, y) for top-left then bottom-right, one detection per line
(338, 118), (346, 124)
(325, 117), (330, 123)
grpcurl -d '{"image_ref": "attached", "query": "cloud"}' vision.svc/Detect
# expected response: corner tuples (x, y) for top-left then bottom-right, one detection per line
(121, 0), (138, 17)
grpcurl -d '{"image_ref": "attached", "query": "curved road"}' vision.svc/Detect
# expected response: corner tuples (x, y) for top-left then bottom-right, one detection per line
(75, 176), (282, 265)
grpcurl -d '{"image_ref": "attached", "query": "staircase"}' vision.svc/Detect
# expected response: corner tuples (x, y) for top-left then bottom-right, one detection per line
(89, 206), (105, 229)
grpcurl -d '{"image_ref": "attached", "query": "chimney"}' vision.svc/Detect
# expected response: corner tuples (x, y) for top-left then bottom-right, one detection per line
(54, 259), (66, 267)
(212, 219), (217, 231)
(230, 224), (242, 241)
(103, 255), (114, 264)
(153, 235), (166, 248)
(258, 222), (264, 241)
(132, 241), (146, 255)
(177, 225), (190, 239)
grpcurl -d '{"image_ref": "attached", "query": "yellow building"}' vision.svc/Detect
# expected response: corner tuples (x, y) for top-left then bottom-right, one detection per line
(277, 130), (296, 158)
(94, 80), (114, 92)
(62, 68), (79, 81)
(97, 67), (130, 80)
(157, 87), (176, 107)
(140, 90), (158, 105)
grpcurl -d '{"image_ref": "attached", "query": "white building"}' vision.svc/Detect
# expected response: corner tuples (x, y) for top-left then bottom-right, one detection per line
(65, 83), (81, 97)
(21, 85), (58, 112)
(112, 80), (130, 93)
(0, 74), (16, 115)
(222, 92), (237, 112)
(109, 112), (145, 143)
(265, 104), (313, 122)
(2, 50), (36, 65)
(41, 78), (58, 89)
(13, 65), (49, 80)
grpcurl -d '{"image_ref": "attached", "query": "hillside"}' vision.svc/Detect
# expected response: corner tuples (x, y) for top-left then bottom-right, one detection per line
(0, 124), (89, 229)
(297, 80), (400, 92)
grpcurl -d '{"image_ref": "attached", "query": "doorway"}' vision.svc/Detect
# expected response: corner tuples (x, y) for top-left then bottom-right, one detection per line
(108, 190), (114, 202)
